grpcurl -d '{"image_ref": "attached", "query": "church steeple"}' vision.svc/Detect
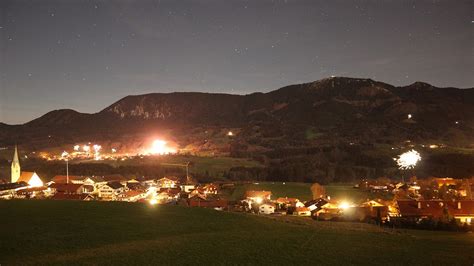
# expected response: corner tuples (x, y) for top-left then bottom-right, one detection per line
(11, 145), (21, 183)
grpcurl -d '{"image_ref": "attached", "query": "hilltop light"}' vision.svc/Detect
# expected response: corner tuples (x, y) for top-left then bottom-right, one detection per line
(227, 131), (233, 136)
(407, 114), (412, 119)
(395, 149), (421, 170)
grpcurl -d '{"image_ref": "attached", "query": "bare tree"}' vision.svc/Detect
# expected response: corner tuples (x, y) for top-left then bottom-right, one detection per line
(311, 183), (326, 199)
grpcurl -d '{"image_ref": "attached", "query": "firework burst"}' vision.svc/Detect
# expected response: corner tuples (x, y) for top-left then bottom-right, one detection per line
(395, 149), (421, 170)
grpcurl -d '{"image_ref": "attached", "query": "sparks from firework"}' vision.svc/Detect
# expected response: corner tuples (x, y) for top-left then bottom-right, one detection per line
(395, 149), (421, 170)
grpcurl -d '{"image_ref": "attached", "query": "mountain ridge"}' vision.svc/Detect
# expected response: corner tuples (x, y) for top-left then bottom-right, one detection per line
(1, 77), (473, 152)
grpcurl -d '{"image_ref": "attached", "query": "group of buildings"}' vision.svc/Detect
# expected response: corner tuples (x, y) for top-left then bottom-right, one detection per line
(1, 146), (473, 228)
(240, 189), (473, 226)
(0, 146), (226, 205)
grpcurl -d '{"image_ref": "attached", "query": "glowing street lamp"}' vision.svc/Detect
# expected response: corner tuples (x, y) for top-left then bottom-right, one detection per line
(338, 202), (351, 210)
(61, 151), (70, 183)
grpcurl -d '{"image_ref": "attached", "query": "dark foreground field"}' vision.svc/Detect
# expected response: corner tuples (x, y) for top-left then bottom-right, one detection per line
(1, 201), (473, 265)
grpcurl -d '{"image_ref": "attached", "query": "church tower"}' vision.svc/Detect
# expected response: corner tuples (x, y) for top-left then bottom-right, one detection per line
(11, 145), (21, 183)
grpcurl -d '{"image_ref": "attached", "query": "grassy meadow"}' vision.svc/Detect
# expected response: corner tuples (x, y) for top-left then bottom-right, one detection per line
(76, 155), (263, 177)
(1, 200), (473, 265)
(229, 182), (371, 202)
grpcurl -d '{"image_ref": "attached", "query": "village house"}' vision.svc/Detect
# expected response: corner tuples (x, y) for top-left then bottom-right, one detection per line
(432, 177), (462, 188)
(17, 172), (44, 188)
(201, 183), (219, 194)
(245, 190), (272, 203)
(50, 193), (94, 201)
(98, 182), (127, 200)
(314, 202), (342, 220)
(138, 176), (157, 187)
(341, 200), (389, 222)
(90, 176), (106, 186)
(127, 178), (141, 184)
(305, 198), (328, 212)
(52, 175), (87, 184)
(49, 183), (92, 194)
(118, 190), (146, 202)
(102, 174), (127, 183)
(126, 182), (146, 192)
(276, 197), (304, 209)
(188, 188), (207, 199)
(157, 177), (179, 188)
(16, 186), (48, 199)
(294, 207), (311, 216)
(397, 200), (474, 225)
(156, 187), (181, 203)
(180, 183), (196, 193)
(0, 182), (28, 199)
(188, 194), (228, 209)
(259, 203), (276, 214)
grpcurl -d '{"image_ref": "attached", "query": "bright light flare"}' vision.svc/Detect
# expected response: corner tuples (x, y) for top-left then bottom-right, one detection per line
(73, 145), (80, 151)
(61, 151), (69, 159)
(395, 149), (421, 170)
(83, 145), (90, 152)
(149, 198), (158, 205)
(338, 202), (351, 210)
(255, 197), (263, 204)
(93, 144), (101, 152)
(227, 131), (233, 136)
(149, 139), (176, 155)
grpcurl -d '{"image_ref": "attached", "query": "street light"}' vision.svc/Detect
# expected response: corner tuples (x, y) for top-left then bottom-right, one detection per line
(61, 151), (70, 183)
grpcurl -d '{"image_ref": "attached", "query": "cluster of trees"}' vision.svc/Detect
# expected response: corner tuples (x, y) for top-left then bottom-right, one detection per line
(20, 160), (185, 181)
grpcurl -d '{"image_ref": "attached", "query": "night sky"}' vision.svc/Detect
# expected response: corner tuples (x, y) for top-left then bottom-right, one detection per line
(0, 0), (472, 124)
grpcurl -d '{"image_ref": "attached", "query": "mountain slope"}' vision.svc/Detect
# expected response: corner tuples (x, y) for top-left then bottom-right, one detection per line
(1, 77), (473, 151)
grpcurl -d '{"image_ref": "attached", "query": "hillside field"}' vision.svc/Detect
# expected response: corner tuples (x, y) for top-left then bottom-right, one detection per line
(1, 200), (473, 265)
(229, 182), (371, 202)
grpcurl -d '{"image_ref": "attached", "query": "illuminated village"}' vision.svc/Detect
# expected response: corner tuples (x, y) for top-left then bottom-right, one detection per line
(1, 1), (473, 264)
(2, 145), (472, 230)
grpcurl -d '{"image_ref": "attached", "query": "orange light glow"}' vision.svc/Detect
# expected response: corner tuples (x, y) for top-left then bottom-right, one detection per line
(149, 139), (176, 155)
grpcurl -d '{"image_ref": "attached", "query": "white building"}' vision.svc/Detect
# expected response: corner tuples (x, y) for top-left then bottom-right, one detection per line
(259, 203), (275, 215)
(98, 182), (126, 200)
